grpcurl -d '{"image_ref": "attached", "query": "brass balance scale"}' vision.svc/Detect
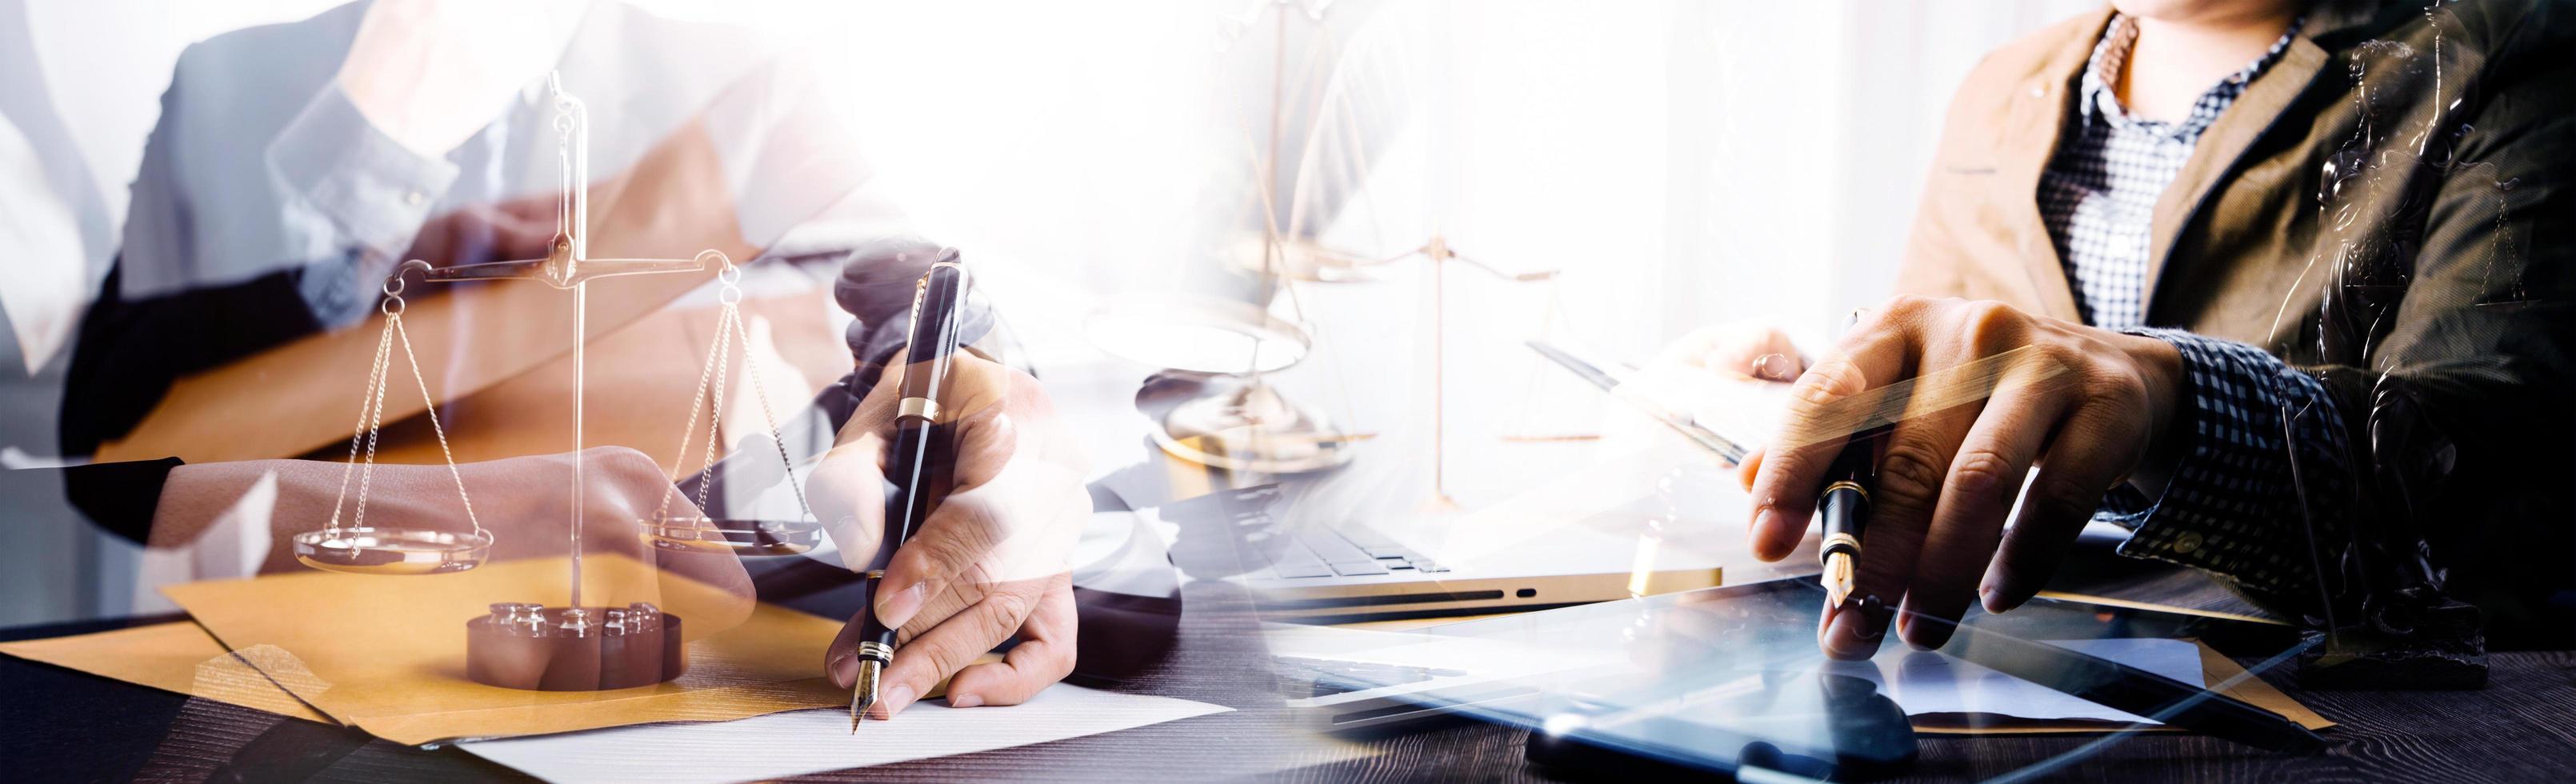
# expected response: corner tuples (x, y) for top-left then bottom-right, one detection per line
(286, 74), (822, 691)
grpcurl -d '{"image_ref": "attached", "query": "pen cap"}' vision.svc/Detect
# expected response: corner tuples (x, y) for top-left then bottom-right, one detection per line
(896, 253), (971, 402)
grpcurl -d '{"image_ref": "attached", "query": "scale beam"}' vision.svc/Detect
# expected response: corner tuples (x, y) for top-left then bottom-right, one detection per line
(424, 243), (722, 289)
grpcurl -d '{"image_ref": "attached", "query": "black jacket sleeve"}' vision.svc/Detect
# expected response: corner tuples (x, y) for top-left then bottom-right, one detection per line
(2293, 1), (2576, 648)
(49, 457), (187, 545)
(58, 260), (330, 458)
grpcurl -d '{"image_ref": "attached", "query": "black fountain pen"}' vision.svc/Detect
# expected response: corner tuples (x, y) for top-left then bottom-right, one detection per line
(1818, 426), (1886, 608)
(852, 251), (972, 731)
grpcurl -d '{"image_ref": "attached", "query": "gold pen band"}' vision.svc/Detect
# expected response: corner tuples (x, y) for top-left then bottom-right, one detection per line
(898, 397), (942, 423)
(1822, 532), (1861, 554)
(1823, 480), (1868, 500)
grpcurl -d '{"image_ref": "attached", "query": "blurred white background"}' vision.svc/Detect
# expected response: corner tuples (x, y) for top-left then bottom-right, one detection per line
(2, 0), (2095, 624)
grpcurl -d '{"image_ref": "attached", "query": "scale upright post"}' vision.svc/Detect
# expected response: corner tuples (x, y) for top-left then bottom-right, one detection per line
(420, 74), (719, 611)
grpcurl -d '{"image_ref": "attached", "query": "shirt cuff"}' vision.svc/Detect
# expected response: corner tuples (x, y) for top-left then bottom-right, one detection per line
(2102, 329), (2352, 598)
(266, 83), (458, 266)
(293, 247), (399, 328)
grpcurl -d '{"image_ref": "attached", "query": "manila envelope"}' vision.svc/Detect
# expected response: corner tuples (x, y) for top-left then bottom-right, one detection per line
(1907, 638), (2335, 734)
(1909, 590), (2334, 735)
(161, 555), (848, 746)
(0, 621), (333, 723)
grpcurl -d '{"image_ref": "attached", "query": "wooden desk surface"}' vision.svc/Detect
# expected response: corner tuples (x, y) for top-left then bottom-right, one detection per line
(8, 563), (2572, 782)
(0, 575), (1364, 782)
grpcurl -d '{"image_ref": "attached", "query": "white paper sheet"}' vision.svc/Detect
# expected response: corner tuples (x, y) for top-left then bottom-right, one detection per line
(457, 685), (1233, 783)
(1853, 637), (2204, 724)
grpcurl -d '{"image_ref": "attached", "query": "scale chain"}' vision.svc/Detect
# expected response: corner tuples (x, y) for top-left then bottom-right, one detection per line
(698, 303), (733, 514)
(326, 310), (398, 534)
(393, 315), (485, 538)
(649, 262), (816, 529)
(325, 271), (485, 542)
(350, 318), (389, 532)
(653, 278), (732, 526)
(732, 304), (815, 522)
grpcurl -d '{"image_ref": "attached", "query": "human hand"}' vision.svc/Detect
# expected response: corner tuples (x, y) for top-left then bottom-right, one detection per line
(810, 355), (1090, 718)
(1653, 323), (1807, 383)
(402, 194), (562, 270)
(1646, 323), (1806, 467)
(1739, 296), (2184, 658)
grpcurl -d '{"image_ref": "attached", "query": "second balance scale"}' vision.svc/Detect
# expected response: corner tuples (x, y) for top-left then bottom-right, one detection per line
(290, 74), (822, 691)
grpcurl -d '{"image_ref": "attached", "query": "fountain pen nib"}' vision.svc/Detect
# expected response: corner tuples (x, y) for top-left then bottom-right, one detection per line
(850, 658), (883, 733)
(1822, 552), (1855, 609)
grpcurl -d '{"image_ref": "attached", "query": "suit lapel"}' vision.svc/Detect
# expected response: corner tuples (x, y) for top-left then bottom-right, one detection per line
(1992, 7), (2107, 324)
(2142, 0), (2385, 318)
(2142, 36), (2331, 318)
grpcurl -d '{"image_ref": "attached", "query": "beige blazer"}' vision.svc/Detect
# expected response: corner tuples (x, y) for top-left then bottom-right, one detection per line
(1894, 0), (2576, 646)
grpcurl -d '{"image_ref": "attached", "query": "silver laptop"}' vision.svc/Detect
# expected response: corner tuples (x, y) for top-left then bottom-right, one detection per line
(1231, 450), (1748, 622)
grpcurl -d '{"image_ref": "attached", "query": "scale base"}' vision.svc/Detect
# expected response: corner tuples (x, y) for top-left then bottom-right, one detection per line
(466, 603), (686, 690)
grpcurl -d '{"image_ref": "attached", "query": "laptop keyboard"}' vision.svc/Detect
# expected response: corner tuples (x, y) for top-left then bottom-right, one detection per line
(1265, 525), (1449, 579)
(1272, 656), (1467, 698)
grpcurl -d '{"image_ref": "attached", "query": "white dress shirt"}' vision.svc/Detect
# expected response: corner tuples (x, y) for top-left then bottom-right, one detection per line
(116, 0), (794, 327)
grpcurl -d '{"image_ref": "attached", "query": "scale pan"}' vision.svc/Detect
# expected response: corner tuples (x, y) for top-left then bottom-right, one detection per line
(645, 517), (823, 556)
(1084, 293), (1310, 374)
(293, 528), (492, 574)
(1152, 382), (1358, 474)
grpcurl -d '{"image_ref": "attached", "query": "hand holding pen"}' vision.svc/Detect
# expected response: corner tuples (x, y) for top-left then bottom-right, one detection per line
(846, 256), (971, 730)
(810, 249), (1094, 726)
(1741, 297), (2183, 659)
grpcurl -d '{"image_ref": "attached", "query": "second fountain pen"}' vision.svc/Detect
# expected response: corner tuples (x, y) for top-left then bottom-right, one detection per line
(1818, 426), (1885, 609)
(851, 251), (972, 731)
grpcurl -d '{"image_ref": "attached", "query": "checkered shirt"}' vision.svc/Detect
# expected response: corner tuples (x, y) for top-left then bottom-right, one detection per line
(2040, 14), (2298, 332)
(2039, 14), (2350, 601)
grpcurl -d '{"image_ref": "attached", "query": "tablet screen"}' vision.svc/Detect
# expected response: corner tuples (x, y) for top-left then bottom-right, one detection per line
(1346, 578), (2301, 778)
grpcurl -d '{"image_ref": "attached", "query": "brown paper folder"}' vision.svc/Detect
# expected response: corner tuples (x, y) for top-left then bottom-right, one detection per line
(160, 555), (846, 746)
(1910, 590), (2333, 735)
(1908, 638), (2333, 735)
(0, 622), (332, 723)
